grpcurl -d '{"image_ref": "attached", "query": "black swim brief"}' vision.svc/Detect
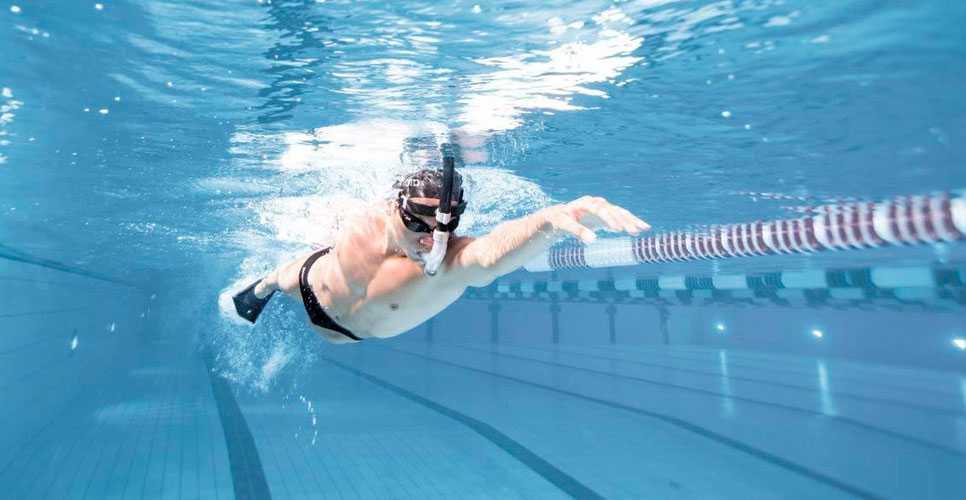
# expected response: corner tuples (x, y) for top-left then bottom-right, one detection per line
(299, 247), (362, 341)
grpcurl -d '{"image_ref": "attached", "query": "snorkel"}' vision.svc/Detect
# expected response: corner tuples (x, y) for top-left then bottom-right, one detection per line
(421, 156), (457, 276)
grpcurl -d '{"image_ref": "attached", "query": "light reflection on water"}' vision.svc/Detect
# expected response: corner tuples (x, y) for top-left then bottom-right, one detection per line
(2, 0), (964, 388)
(0, 86), (20, 165)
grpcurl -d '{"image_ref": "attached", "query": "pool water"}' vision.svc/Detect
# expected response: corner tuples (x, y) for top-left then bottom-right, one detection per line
(2, 0), (965, 498)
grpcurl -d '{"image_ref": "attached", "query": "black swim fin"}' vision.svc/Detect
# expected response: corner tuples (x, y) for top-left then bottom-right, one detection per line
(232, 280), (276, 324)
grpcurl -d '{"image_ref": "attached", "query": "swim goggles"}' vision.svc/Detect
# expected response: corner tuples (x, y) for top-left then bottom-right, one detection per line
(397, 196), (466, 234)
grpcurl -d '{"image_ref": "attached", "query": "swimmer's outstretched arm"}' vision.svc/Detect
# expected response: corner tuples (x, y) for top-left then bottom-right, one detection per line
(453, 196), (649, 286)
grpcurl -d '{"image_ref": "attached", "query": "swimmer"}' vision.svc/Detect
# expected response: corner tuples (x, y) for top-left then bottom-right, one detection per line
(232, 157), (649, 344)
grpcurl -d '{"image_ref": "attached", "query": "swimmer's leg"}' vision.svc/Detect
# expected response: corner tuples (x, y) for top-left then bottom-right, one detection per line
(253, 272), (280, 299)
(232, 255), (306, 323)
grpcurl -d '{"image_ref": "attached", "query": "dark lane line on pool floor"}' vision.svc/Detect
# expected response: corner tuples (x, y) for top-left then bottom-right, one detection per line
(320, 354), (604, 500)
(205, 359), (273, 500)
(374, 345), (880, 499)
(446, 344), (966, 456)
(0, 244), (144, 288)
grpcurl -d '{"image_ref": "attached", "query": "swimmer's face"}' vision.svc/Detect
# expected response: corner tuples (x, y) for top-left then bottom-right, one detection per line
(394, 197), (460, 258)
(405, 197), (439, 251)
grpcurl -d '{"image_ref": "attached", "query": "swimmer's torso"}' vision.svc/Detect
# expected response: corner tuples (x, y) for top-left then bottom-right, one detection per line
(301, 208), (472, 339)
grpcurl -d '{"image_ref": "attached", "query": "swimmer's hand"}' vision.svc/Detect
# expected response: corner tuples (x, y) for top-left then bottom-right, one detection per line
(544, 196), (651, 243)
(451, 196), (650, 287)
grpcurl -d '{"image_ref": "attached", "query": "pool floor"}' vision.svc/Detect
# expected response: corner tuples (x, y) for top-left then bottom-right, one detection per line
(3, 332), (965, 499)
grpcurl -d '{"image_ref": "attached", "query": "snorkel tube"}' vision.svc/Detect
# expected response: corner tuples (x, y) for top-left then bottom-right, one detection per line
(422, 156), (457, 277)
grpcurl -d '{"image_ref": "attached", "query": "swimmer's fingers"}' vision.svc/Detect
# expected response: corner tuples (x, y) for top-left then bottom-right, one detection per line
(614, 207), (651, 234)
(600, 206), (646, 234)
(575, 197), (650, 234)
(551, 213), (597, 243)
(588, 205), (624, 233)
(568, 196), (616, 232)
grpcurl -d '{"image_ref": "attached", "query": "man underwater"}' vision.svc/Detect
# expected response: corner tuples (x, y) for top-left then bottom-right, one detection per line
(232, 159), (649, 344)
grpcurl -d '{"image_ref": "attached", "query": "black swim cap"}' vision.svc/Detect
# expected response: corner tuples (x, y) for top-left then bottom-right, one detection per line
(393, 168), (464, 201)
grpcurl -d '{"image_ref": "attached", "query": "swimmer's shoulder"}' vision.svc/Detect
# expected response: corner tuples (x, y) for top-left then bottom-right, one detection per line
(444, 235), (477, 266)
(447, 235), (476, 253)
(336, 203), (387, 251)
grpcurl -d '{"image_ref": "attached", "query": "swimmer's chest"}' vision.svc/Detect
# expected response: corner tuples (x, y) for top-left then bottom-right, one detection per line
(340, 257), (465, 334)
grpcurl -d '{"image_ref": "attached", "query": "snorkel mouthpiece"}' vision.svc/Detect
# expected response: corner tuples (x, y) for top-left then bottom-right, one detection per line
(422, 156), (456, 277)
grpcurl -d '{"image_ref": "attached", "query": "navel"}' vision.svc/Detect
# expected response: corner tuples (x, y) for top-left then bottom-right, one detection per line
(389, 303), (399, 311)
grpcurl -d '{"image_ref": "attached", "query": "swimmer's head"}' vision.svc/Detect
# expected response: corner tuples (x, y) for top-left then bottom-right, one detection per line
(389, 168), (466, 261)
(392, 168), (464, 201)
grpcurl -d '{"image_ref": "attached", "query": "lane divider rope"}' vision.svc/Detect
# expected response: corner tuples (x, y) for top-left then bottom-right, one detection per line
(524, 191), (966, 272)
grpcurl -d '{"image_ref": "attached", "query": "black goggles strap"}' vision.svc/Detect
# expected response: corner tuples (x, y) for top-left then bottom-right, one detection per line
(399, 196), (466, 217)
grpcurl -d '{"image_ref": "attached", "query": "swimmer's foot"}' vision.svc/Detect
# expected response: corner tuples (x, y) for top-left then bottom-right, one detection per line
(232, 279), (275, 324)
